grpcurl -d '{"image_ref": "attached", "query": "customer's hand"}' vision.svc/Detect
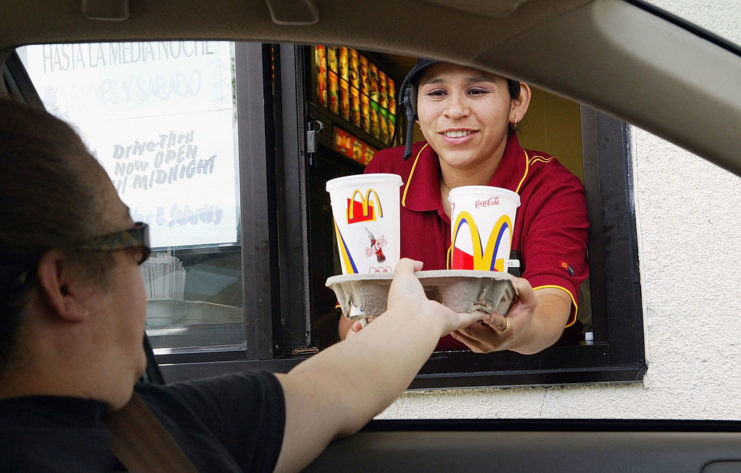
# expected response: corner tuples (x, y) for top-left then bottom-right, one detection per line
(345, 258), (489, 340)
(384, 259), (488, 338)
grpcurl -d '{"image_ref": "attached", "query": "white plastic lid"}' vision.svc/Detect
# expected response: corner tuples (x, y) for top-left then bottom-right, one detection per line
(326, 173), (403, 192)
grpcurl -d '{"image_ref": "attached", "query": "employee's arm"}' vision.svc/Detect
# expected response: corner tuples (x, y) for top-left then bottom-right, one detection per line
(450, 280), (571, 355)
(273, 259), (486, 473)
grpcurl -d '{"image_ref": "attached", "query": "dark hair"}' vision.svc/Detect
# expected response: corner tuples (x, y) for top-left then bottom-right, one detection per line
(0, 100), (112, 374)
(400, 59), (522, 111)
(505, 79), (521, 101)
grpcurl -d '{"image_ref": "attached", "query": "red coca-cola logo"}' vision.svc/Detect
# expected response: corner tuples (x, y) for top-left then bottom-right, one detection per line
(474, 197), (500, 208)
(365, 235), (388, 257)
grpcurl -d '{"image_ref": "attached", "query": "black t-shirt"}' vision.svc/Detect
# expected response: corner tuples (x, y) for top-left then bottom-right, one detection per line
(0, 371), (285, 472)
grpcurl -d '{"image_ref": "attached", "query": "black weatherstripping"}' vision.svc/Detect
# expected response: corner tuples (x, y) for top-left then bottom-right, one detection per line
(363, 418), (741, 433)
(626, 0), (741, 57)
(1, 51), (42, 105)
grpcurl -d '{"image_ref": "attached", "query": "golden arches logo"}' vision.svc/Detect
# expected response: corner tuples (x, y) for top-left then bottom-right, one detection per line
(346, 188), (383, 224)
(450, 211), (512, 272)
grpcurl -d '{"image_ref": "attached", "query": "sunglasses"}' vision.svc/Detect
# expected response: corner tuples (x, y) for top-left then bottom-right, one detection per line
(77, 222), (151, 265)
(5, 222), (151, 291)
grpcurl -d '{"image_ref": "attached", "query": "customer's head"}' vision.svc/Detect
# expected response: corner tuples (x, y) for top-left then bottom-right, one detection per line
(0, 100), (148, 406)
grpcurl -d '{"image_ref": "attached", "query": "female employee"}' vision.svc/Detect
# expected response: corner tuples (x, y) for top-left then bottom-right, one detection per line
(339, 60), (589, 355)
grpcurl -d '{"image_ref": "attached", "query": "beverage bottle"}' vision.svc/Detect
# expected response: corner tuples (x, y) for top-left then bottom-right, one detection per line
(365, 228), (386, 263)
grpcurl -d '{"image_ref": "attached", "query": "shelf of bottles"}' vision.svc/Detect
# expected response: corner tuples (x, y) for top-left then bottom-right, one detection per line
(312, 45), (399, 166)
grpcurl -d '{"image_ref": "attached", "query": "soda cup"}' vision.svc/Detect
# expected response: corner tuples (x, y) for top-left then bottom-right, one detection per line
(448, 186), (520, 272)
(326, 173), (402, 274)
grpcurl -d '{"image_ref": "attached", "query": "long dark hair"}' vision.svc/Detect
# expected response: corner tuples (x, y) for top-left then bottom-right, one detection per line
(0, 100), (111, 374)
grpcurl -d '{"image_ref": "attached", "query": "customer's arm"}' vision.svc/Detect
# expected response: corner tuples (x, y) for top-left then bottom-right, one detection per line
(273, 258), (486, 473)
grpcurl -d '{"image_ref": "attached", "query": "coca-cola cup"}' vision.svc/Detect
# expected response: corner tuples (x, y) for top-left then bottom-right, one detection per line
(326, 173), (403, 275)
(448, 186), (521, 272)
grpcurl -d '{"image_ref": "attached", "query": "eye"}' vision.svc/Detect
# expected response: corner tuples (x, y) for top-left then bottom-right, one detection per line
(467, 87), (489, 96)
(424, 88), (447, 97)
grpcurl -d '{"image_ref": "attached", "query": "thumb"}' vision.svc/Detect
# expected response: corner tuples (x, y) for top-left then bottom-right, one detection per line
(392, 258), (423, 278)
(441, 310), (488, 336)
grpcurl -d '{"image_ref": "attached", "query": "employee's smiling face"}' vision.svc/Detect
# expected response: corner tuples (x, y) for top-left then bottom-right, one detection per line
(416, 63), (526, 173)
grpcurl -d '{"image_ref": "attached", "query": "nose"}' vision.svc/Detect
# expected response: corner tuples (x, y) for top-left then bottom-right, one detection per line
(443, 91), (470, 119)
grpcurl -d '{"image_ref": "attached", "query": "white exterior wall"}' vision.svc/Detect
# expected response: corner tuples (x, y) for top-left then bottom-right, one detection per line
(380, 1), (741, 421)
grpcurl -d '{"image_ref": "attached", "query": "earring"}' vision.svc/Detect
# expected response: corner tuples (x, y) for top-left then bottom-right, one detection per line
(512, 116), (518, 129)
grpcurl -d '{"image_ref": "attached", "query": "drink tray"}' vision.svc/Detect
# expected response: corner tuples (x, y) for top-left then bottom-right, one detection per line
(326, 270), (517, 319)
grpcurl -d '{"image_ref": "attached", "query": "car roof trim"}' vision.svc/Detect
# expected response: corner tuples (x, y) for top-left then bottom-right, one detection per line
(419, 0), (533, 18)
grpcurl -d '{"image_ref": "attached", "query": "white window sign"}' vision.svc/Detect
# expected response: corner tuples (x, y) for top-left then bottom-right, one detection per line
(20, 41), (239, 248)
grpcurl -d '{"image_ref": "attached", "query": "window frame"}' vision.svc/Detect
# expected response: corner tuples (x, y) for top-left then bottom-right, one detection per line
(159, 46), (647, 388)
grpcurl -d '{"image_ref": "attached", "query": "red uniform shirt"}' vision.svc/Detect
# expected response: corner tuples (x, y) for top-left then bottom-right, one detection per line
(366, 134), (589, 350)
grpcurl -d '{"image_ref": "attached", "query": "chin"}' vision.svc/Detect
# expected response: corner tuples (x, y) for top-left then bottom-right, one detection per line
(441, 151), (481, 167)
(108, 386), (137, 411)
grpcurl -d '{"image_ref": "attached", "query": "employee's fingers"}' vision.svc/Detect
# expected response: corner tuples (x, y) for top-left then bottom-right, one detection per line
(345, 320), (364, 339)
(483, 312), (508, 332)
(459, 316), (514, 352)
(451, 329), (490, 353)
(435, 309), (488, 338)
(454, 310), (488, 331)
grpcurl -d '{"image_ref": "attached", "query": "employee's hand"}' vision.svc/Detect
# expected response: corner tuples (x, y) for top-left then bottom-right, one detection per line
(450, 277), (536, 353)
(345, 318), (370, 339)
(450, 278), (572, 354)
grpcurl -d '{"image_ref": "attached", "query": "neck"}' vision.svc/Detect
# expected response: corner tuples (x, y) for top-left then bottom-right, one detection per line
(0, 300), (134, 409)
(440, 154), (504, 193)
(438, 139), (509, 217)
(440, 159), (504, 217)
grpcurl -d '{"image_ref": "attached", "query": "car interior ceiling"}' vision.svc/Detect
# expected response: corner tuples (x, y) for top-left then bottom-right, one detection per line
(1, 1), (739, 472)
(0, 1), (739, 177)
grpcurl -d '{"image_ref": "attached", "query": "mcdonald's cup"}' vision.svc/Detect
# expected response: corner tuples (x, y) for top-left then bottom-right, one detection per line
(326, 173), (403, 275)
(449, 186), (521, 272)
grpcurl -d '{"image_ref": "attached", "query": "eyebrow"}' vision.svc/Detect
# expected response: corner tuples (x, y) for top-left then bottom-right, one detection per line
(421, 76), (496, 86)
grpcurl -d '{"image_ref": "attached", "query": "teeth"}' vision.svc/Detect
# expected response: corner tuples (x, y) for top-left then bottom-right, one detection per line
(444, 130), (473, 138)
